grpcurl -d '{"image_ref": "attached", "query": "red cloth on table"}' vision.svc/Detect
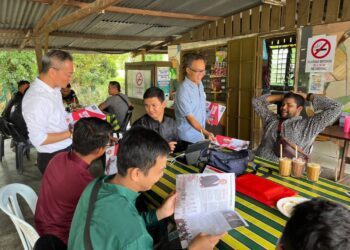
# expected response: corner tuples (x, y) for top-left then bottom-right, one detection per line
(236, 173), (297, 207)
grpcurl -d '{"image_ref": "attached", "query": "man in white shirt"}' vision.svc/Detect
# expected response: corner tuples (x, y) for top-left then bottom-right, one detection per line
(22, 50), (74, 174)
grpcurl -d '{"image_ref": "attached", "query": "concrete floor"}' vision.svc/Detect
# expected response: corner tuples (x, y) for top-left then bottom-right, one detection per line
(0, 139), (349, 250)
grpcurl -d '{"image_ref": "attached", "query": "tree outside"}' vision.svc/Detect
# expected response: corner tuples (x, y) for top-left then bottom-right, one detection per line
(0, 51), (168, 111)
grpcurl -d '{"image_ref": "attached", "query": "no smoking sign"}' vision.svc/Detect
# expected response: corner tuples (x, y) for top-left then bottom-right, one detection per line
(311, 38), (331, 59)
(306, 35), (336, 72)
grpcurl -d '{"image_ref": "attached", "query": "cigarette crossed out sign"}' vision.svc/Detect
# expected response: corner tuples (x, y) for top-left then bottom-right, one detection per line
(311, 38), (331, 59)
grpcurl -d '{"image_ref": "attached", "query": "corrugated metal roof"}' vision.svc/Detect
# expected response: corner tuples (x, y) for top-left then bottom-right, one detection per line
(0, 0), (261, 53)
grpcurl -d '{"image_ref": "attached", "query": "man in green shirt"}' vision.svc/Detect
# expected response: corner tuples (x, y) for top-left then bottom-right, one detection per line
(68, 127), (225, 250)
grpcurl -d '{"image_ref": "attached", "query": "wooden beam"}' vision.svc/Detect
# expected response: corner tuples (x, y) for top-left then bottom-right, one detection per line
(50, 31), (168, 41)
(38, 0), (123, 35)
(34, 0), (68, 34)
(0, 29), (168, 41)
(132, 37), (174, 57)
(19, 30), (31, 49)
(31, 0), (220, 21)
(0, 29), (26, 36)
(21, 1), (67, 50)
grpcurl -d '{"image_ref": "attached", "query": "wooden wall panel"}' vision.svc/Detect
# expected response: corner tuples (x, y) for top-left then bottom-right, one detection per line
(242, 10), (251, 34)
(310, 0), (325, 25)
(209, 21), (217, 39)
(217, 19), (225, 38)
(285, 0), (297, 29)
(325, 0), (340, 23)
(280, 4), (286, 28)
(192, 27), (203, 41)
(298, 0), (310, 26)
(181, 32), (191, 43)
(203, 24), (210, 40)
(225, 16), (233, 37)
(251, 6), (260, 33)
(270, 5), (281, 31)
(260, 4), (270, 33)
(233, 13), (241, 36)
(227, 36), (257, 140)
(342, 0), (350, 21)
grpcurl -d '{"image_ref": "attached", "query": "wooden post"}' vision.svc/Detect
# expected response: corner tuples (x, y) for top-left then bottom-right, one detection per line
(34, 37), (43, 73)
(44, 33), (49, 53)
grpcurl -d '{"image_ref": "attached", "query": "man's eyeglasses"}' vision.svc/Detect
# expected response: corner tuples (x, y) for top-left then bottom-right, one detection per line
(189, 68), (206, 74)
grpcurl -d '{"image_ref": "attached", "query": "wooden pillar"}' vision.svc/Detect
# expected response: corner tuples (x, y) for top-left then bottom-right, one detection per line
(44, 33), (49, 54)
(34, 37), (43, 73)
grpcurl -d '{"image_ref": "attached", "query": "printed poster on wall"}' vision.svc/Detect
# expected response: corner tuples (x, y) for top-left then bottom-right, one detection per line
(157, 67), (171, 99)
(127, 70), (151, 99)
(308, 73), (324, 94)
(305, 35), (336, 72)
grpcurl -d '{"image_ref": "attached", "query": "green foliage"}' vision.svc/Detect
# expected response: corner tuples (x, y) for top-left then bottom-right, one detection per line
(0, 51), (38, 110)
(0, 51), (167, 109)
(71, 53), (133, 105)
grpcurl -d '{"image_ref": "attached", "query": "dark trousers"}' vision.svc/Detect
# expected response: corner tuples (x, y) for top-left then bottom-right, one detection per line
(37, 146), (71, 174)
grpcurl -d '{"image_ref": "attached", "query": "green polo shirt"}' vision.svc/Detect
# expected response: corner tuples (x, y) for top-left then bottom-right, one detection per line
(68, 177), (158, 250)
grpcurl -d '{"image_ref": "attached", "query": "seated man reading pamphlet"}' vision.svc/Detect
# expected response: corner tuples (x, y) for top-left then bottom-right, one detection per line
(68, 127), (225, 250)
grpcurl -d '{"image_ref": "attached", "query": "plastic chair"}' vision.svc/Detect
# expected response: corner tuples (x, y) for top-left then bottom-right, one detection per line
(6, 121), (32, 174)
(0, 116), (12, 161)
(0, 183), (39, 250)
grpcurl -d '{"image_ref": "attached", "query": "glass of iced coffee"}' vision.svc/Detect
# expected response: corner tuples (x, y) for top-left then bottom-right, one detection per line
(291, 158), (305, 178)
(306, 163), (321, 182)
(279, 158), (292, 177)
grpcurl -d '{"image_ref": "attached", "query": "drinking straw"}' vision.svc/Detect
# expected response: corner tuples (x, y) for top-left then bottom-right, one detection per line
(280, 144), (283, 158)
(295, 145), (298, 159)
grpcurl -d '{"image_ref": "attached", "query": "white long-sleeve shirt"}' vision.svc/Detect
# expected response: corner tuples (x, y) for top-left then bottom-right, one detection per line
(22, 78), (71, 153)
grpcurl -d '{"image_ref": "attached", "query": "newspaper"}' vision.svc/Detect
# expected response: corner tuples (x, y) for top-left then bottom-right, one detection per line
(175, 173), (248, 249)
(214, 135), (249, 151)
(65, 104), (106, 125)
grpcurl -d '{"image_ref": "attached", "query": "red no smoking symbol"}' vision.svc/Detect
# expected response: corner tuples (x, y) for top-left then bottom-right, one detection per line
(136, 72), (143, 86)
(311, 38), (331, 59)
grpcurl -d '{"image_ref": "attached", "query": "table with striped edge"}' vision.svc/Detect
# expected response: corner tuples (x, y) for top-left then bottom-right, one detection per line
(143, 157), (350, 250)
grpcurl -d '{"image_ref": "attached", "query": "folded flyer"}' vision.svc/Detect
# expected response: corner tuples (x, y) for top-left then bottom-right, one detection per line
(66, 104), (106, 124)
(175, 173), (248, 249)
(206, 101), (226, 126)
(214, 135), (250, 151)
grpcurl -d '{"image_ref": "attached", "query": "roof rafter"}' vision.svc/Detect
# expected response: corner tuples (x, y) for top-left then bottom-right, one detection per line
(20, 0), (67, 49)
(38, 0), (123, 35)
(31, 0), (220, 21)
(0, 29), (169, 41)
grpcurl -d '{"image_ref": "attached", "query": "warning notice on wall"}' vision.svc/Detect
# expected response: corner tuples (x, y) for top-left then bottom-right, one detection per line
(305, 35), (336, 72)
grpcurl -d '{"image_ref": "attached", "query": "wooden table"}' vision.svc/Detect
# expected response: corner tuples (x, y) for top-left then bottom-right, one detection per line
(320, 125), (350, 183)
(143, 157), (350, 250)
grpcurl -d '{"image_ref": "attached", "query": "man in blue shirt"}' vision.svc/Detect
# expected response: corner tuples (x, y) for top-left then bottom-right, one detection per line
(175, 53), (215, 143)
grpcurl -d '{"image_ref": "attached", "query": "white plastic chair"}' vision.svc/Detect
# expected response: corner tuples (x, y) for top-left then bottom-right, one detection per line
(0, 183), (39, 250)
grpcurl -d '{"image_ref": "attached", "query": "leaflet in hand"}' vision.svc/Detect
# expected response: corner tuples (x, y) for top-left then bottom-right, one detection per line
(66, 104), (106, 124)
(175, 173), (248, 249)
(215, 135), (250, 151)
(206, 101), (226, 126)
(105, 144), (118, 175)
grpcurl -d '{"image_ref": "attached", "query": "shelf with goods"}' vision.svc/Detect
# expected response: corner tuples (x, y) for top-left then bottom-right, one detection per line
(203, 48), (228, 103)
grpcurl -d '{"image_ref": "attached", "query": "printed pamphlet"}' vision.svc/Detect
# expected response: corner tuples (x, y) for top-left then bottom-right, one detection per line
(175, 173), (248, 248)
